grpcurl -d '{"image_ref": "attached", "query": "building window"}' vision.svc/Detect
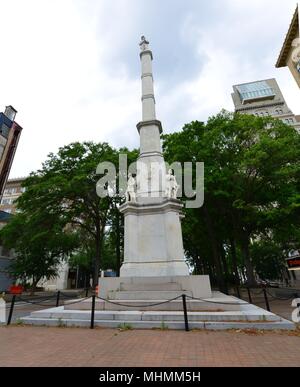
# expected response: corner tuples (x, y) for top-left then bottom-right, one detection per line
(0, 123), (10, 138)
(1, 198), (13, 205)
(237, 81), (275, 103)
(4, 187), (17, 195)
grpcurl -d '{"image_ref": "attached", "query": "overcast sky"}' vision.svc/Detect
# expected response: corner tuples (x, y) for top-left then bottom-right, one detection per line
(0, 0), (299, 178)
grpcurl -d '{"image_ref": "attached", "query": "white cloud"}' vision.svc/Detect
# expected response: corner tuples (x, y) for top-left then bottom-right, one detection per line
(0, 0), (299, 177)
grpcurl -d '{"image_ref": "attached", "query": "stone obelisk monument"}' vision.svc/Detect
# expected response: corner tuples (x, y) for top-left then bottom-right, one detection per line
(119, 37), (189, 277)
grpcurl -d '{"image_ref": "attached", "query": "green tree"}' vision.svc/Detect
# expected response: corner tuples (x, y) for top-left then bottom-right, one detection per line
(0, 212), (77, 292)
(13, 142), (118, 287)
(3, 142), (139, 288)
(250, 239), (286, 281)
(163, 111), (300, 287)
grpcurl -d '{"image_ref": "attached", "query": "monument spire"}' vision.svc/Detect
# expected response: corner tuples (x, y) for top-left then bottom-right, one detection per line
(118, 36), (189, 278)
(137, 36), (162, 162)
(139, 36), (156, 121)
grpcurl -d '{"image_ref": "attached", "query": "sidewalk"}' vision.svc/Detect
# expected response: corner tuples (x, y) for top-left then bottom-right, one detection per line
(0, 326), (299, 367)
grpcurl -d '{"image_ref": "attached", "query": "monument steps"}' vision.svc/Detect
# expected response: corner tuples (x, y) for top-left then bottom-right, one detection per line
(119, 282), (182, 291)
(20, 309), (294, 330)
(23, 308), (281, 322)
(20, 291), (296, 330)
(64, 298), (244, 312)
(109, 290), (192, 300)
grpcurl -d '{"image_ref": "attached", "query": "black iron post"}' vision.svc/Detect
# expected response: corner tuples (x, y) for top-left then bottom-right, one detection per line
(247, 287), (252, 304)
(56, 291), (61, 307)
(182, 294), (189, 332)
(263, 287), (270, 312)
(90, 295), (96, 329)
(7, 295), (16, 325)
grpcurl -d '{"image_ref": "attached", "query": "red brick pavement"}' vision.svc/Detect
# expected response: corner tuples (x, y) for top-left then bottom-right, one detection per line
(0, 326), (300, 367)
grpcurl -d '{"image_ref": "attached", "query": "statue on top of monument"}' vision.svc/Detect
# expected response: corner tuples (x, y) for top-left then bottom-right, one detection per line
(125, 173), (136, 203)
(139, 35), (149, 51)
(165, 169), (179, 199)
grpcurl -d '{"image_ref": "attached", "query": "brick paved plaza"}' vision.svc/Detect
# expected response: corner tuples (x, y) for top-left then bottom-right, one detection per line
(0, 326), (299, 367)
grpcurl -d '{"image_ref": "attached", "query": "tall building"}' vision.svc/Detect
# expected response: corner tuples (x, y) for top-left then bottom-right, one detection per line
(0, 106), (22, 291)
(0, 106), (23, 201)
(232, 78), (300, 286)
(231, 78), (300, 132)
(0, 177), (26, 214)
(276, 5), (300, 88)
(0, 210), (13, 291)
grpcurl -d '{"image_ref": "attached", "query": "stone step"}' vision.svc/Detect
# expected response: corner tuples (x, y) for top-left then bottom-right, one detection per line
(27, 308), (281, 322)
(64, 298), (244, 311)
(109, 290), (192, 300)
(117, 276), (191, 285)
(120, 282), (183, 291)
(20, 316), (295, 330)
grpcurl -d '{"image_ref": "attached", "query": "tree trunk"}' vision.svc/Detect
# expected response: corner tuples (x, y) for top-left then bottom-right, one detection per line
(203, 207), (226, 292)
(220, 243), (229, 294)
(30, 277), (39, 295)
(229, 237), (240, 286)
(240, 233), (256, 286)
(93, 226), (101, 288)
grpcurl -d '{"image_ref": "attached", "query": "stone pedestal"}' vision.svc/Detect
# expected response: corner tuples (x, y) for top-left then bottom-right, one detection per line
(98, 275), (212, 300)
(119, 199), (189, 277)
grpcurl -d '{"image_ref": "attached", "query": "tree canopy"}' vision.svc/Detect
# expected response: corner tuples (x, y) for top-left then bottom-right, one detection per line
(162, 111), (300, 288)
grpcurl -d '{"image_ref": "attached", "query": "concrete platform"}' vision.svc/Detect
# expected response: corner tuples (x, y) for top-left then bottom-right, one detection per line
(63, 292), (248, 311)
(109, 290), (193, 300)
(20, 292), (296, 330)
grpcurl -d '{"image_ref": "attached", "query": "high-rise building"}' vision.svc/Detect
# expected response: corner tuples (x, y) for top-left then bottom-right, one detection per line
(232, 78), (300, 286)
(231, 78), (300, 132)
(276, 5), (300, 88)
(0, 106), (23, 201)
(0, 177), (26, 214)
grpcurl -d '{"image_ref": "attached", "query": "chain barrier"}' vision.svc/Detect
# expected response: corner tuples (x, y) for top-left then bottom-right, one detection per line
(186, 294), (248, 305)
(5, 286), (299, 329)
(265, 289), (296, 301)
(59, 292), (82, 299)
(96, 295), (183, 308)
(246, 288), (264, 296)
(17, 296), (59, 306)
(13, 295), (90, 308)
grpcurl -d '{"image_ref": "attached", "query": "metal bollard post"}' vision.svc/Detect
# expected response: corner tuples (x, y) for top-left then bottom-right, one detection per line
(56, 291), (61, 307)
(85, 288), (89, 297)
(7, 295), (16, 325)
(247, 287), (252, 304)
(90, 295), (96, 329)
(182, 294), (189, 332)
(262, 288), (270, 312)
